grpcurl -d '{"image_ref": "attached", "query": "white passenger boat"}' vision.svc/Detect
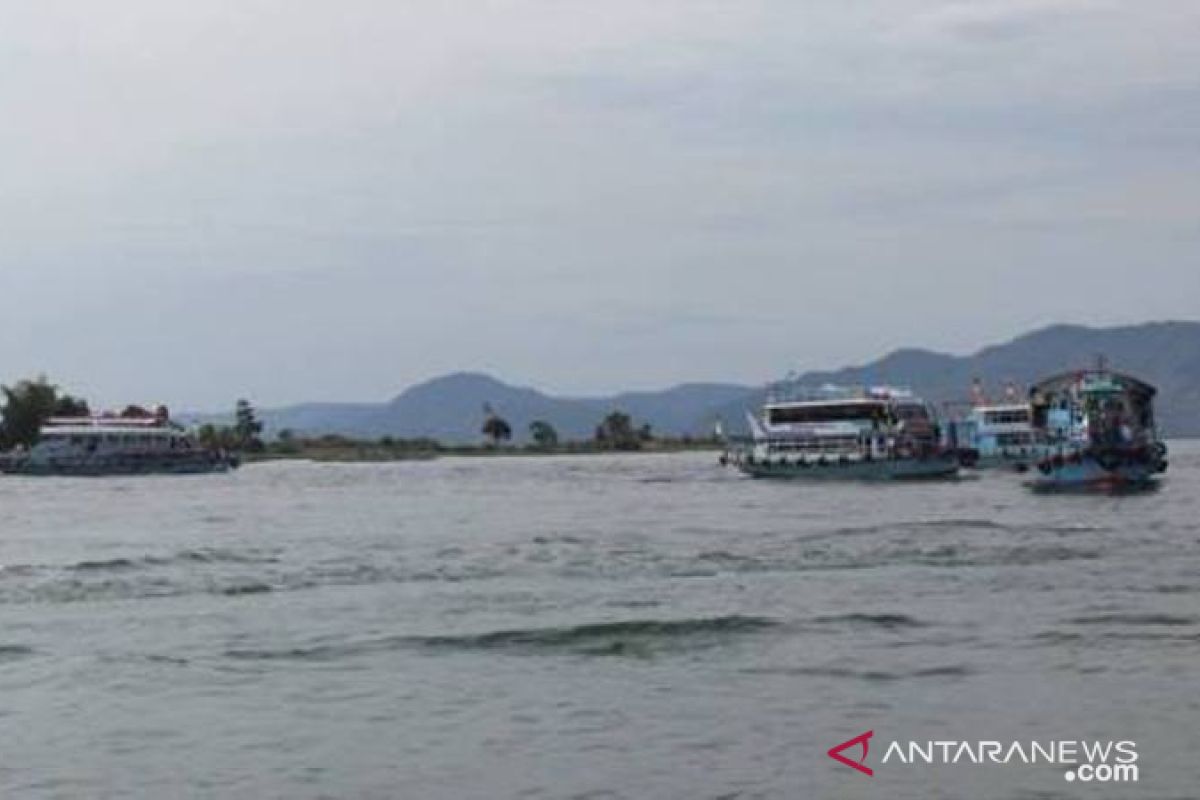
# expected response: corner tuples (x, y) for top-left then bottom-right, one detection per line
(721, 386), (958, 480)
(0, 409), (237, 476)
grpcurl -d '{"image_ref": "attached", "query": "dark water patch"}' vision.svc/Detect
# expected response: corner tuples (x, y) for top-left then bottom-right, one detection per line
(70, 558), (139, 572)
(0, 644), (35, 661)
(1095, 631), (1200, 644)
(696, 550), (762, 566)
(994, 545), (1102, 566)
(1038, 524), (1113, 534)
(1069, 613), (1196, 626)
(144, 654), (190, 666)
(743, 664), (972, 682)
(220, 582), (273, 597)
(877, 542), (1102, 569)
(748, 542), (1104, 575)
(910, 665), (974, 678)
(1150, 583), (1200, 594)
(416, 615), (780, 655)
(64, 548), (280, 574)
(1031, 630), (1084, 646)
(604, 598), (661, 609)
(1, 557), (518, 607)
(902, 518), (1010, 531)
(1032, 628), (1200, 647)
(811, 613), (928, 630)
(823, 518), (1011, 538)
(408, 565), (509, 583)
(225, 616), (781, 662)
(177, 548), (281, 565)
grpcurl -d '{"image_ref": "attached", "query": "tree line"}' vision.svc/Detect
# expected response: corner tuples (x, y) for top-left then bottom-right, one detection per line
(481, 407), (656, 451)
(0, 375), (713, 457)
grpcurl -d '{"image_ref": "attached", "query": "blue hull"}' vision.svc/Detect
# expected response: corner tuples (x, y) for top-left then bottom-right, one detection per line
(1028, 453), (1160, 491)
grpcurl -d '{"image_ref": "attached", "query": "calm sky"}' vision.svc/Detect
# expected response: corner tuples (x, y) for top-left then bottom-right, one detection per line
(2, 0), (1198, 409)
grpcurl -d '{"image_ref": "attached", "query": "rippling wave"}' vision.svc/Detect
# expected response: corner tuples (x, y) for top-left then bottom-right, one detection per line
(225, 615), (780, 661)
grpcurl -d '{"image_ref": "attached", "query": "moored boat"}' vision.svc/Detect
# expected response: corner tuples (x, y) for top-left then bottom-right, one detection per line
(944, 382), (1050, 471)
(1025, 366), (1167, 491)
(721, 385), (958, 480)
(0, 407), (237, 476)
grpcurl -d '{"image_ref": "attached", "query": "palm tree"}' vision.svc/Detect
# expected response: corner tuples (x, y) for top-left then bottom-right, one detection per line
(529, 420), (558, 449)
(481, 404), (512, 447)
(595, 411), (640, 450)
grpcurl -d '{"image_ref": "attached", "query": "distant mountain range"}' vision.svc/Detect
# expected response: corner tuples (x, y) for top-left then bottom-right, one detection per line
(193, 374), (754, 443)
(190, 321), (1200, 440)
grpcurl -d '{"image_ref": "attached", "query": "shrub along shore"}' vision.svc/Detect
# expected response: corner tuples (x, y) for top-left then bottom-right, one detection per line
(251, 434), (723, 463)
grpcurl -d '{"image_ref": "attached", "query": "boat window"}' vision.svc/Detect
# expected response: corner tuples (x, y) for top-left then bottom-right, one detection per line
(983, 408), (1030, 425)
(894, 404), (930, 422)
(996, 432), (1032, 446)
(768, 403), (885, 424)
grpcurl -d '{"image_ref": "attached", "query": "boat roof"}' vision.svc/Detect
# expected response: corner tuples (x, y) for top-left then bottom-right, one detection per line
(1030, 369), (1157, 398)
(972, 402), (1030, 411)
(42, 425), (180, 436)
(765, 396), (887, 410)
(764, 383), (919, 406)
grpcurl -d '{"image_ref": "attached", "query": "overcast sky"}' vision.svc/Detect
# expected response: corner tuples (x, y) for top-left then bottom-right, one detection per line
(2, 0), (1198, 409)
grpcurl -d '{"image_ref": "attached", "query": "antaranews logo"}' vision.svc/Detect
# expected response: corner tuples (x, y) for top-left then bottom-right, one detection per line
(827, 731), (874, 777)
(827, 731), (1139, 783)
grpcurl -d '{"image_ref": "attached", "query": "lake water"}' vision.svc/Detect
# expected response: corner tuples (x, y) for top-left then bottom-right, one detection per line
(1, 444), (1198, 798)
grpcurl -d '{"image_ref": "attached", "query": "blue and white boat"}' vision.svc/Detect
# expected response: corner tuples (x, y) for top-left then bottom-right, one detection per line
(1025, 367), (1168, 490)
(721, 385), (958, 480)
(945, 382), (1048, 470)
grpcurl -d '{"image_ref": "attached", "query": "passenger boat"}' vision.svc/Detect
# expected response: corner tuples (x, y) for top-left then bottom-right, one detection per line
(1025, 366), (1168, 490)
(0, 408), (237, 476)
(721, 385), (959, 480)
(944, 381), (1049, 471)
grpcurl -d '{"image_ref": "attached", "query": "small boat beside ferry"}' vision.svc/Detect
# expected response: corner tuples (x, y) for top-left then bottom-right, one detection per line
(721, 385), (958, 480)
(0, 407), (237, 476)
(1025, 366), (1168, 490)
(944, 382), (1049, 471)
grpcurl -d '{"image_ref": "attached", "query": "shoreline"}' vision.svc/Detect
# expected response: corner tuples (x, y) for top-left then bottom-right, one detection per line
(243, 439), (723, 464)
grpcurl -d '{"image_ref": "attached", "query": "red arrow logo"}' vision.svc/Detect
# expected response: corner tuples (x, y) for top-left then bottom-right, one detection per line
(828, 730), (874, 776)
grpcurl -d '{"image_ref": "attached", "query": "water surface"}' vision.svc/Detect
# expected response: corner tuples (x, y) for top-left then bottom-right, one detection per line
(2, 444), (1198, 798)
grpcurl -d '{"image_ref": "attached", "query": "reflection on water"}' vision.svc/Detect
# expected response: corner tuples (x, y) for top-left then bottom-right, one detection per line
(1, 443), (1197, 798)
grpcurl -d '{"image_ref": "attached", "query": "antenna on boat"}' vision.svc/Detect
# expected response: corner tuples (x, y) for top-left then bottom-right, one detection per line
(970, 377), (987, 406)
(1095, 353), (1109, 372)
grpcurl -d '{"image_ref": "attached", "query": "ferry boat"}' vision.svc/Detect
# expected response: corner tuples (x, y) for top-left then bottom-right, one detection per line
(721, 385), (959, 480)
(944, 382), (1048, 470)
(1025, 366), (1168, 490)
(0, 408), (237, 476)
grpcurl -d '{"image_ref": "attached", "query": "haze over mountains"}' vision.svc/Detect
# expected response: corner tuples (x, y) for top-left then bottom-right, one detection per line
(205, 322), (1200, 441)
